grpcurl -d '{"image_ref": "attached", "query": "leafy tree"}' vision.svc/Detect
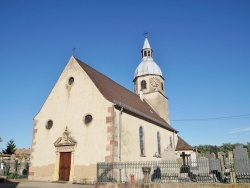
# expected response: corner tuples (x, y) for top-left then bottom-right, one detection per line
(243, 142), (250, 157)
(2, 139), (16, 154)
(195, 142), (250, 158)
(195, 144), (215, 155)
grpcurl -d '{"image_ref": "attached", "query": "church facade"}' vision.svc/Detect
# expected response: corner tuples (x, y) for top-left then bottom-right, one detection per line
(28, 38), (193, 183)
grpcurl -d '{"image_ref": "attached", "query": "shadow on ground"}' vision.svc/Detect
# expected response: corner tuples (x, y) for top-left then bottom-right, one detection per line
(0, 179), (20, 188)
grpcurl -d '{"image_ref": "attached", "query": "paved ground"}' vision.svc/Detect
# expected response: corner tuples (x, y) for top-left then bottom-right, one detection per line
(0, 179), (95, 188)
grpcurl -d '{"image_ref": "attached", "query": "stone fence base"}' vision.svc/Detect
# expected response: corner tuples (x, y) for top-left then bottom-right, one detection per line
(95, 183), (250, 188)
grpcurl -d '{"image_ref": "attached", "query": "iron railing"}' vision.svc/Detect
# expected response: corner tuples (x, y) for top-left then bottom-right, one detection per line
(97, 157), (250, 184)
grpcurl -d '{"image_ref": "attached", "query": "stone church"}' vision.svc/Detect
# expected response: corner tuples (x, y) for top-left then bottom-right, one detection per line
(28, 38), (193, 183)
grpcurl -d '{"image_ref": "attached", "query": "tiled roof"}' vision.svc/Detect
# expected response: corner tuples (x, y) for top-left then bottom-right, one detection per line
(175, 136), (194, 151)
(15, 148), (31, 156)
(0, 153), (11, 157)
(75, 57), (177, 132)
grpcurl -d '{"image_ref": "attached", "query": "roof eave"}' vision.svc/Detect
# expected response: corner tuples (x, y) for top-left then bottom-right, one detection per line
(114, 99), (177, 133)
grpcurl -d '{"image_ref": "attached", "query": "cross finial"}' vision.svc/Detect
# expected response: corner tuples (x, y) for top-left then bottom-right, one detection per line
(143, 31), (149, 38)
(72, 47), (76, 56)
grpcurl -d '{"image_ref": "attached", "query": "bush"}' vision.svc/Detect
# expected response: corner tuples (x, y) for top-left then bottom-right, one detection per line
(6, 173), (23, 179)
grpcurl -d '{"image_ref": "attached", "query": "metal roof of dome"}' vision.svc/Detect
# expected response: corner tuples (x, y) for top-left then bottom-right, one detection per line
(134, 38), (162, 78)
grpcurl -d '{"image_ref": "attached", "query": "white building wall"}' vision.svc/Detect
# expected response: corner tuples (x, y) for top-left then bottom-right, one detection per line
(134, 75), (170, 123)
(115, 109), (177, 162)
(30, 57), (113, 181)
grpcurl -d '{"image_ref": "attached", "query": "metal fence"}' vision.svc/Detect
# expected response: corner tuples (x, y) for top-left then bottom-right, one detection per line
(97, 158), (250, 184)
(0, 161), (29, 178)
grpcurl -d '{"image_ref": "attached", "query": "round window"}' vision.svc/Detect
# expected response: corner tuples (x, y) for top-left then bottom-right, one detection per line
(46, 120), (53, 129)
(85, 115), (92, 124)
(68, 77), (74, 85)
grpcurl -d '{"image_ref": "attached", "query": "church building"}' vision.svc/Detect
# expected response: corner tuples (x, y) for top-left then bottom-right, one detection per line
(28, 37), (193, 183)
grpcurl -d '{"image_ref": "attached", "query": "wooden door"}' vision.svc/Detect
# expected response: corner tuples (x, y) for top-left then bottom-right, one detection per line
(59, 152), (71, 181)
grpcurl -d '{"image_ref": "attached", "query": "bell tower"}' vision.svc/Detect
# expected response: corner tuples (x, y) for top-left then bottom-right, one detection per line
(133, 37), (170, 124)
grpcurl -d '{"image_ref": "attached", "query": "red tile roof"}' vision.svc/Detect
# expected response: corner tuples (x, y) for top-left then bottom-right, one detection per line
(0, 153), (11, 157)
(15, 148), (31, 156)
(75, 57), (177, 132)
(175, 136), (194, 151)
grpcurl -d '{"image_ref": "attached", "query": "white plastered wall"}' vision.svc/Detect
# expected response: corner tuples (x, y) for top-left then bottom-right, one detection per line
(115, 109), (178, 162)
(30, 57), (113, 181)
(134, 75), (170, 123)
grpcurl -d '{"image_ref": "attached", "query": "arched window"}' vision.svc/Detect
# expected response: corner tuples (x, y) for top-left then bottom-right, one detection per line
(170, 136), (173, 148)
(161, 82), (164, 91)
(144, 51), (147, 56)
(157, 132), (161, 155)
(148, 51), (150, 56)
(141, 80), (147, 89)
(139, 126), (145, 156)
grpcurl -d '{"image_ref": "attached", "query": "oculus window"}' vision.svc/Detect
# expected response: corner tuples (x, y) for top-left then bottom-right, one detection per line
(85, 114), (93, 124)
(46, 120), (53, 130)
(68, 77), (74, 85)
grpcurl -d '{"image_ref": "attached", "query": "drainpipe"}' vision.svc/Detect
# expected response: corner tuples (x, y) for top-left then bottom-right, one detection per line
(119, 107), (123, 183)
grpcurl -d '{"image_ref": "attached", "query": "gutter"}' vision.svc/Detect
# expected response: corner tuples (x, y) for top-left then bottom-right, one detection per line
(113, 99), (178, 133)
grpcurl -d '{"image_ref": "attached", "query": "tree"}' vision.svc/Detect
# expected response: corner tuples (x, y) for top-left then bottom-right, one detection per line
(195, 144), (215, 155)
(2, 139), (16, 154)
(195, 142), (250, 158)
(244, 142), (250, 158)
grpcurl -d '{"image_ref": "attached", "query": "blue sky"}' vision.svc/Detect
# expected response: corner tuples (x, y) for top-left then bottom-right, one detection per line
(0, 1), (250, 150)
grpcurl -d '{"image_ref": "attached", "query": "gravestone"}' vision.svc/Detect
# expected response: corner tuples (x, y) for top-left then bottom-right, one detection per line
(161, 145), (177, 161)
(197, 157), (210, 175)
(19, 157), (27, 176)
(205, 151), (221, 172)
(204, 151), (222, 181)
(190, 151), (197, 163)
(210, 152), (216, 159)
(189, 152), (198, 175)
(142, 167), (151, 183)
(195, 157), (213, 182)
(218, 152), (226, 170)
(179, 152), (191, 182)
(233, 145), (248, 159)
(233, 145), (250, 182)
(218, 152), (230, 182)
(9, 154), (16, 173)
(210, 158), (222, 182)
(0, 162), (3, 176)
(160, 145), (179, 182)
(180, 152), (190, 170)
(228, 151), (233, 160)
(228, 151), (236, 183)
(214, 146), (219, 158)
(210, 159), (221, 172)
